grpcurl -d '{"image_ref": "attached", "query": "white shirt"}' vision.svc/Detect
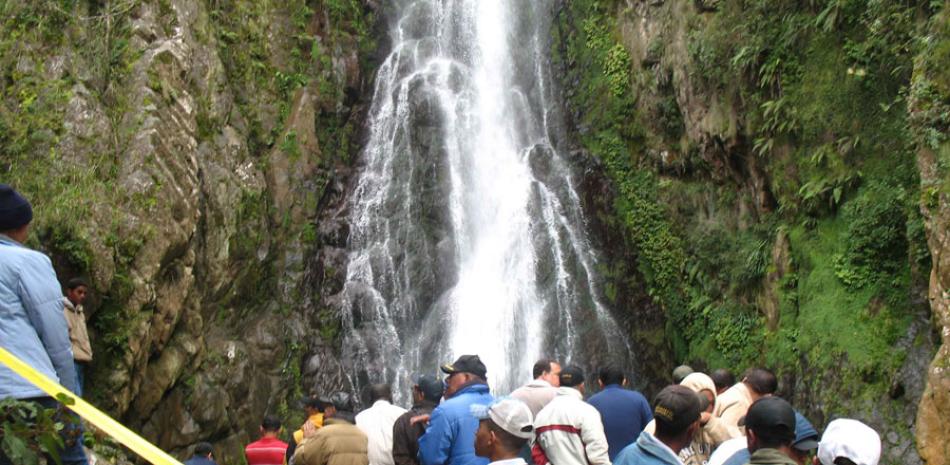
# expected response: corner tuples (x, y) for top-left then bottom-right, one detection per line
(489, 458), (528, 465)
(356, 399), (409, 465)
(707, 436), (747, 465)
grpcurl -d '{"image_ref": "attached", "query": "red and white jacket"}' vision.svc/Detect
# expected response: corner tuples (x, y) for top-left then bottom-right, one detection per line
(532, 387), (611, 465)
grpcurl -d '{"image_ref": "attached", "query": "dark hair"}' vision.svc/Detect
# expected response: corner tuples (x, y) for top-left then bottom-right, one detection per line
(367, 383), (393, 403)
(487, 419), (528, 451)
(66, 278), (89, 290)
(532, 359), (557, 379)
(261, 414), (281, 432)
(194, 442), (213, 456)
(710, 369), (734, 391)
(752, 428), (794, 449)
(834, 459), (857, 465)
(598, 366), (625, 386)
(744, 368), (778, 395)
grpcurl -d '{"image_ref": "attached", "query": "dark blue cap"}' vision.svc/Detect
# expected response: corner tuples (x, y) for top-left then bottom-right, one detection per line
(793, 411), (819, 451)
(0, 184), (33, 231)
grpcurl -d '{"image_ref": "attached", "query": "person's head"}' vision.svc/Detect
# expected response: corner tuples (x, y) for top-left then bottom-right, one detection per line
(301, 394), (324, 416)
(66, 278), (90, 306)
(711, 368), (735, 395)
(679, 372), (717, 413)
(815, 419), (881, 465)
(788, 412), (819, 465)
(413, 374), (444, 404)
(652, 385), (702, 453)
(441, 355), (487, 397)
(194, 442), (214, 458)
(327, 391), (355, 417)
(367, 383), (393, 404)
(672, 365), (694, 384)
(598, 366), (625, 388)
(532, 359), (561, 387)
(0, 184), (33, 243)
(744, 397), (796, 454)
(260, 414), (281, 437)
(558, 365), (585, 394)
(743, 367), (778, 400)
(474, 399), (534, 461)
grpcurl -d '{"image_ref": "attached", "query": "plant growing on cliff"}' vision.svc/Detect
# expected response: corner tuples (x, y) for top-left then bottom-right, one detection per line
(0, 399), (62, 465)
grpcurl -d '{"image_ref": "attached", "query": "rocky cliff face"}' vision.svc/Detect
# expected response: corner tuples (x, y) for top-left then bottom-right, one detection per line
(911, 8), (950, 465)
(1, 0), (376, 462)
(552, 1), (947, 463)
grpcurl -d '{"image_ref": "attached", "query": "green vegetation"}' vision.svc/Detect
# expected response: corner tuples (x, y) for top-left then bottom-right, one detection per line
(0, 398), (63, 465)
(554, 0), (938, 420)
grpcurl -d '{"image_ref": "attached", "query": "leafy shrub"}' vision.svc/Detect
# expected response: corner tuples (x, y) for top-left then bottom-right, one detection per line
(834, 184), (908, 289)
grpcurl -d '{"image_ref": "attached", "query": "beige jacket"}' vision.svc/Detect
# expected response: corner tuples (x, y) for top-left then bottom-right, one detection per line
(713, 382), (753, 439)
(63, 298), (93, 362)
(295, 418), (369, 465)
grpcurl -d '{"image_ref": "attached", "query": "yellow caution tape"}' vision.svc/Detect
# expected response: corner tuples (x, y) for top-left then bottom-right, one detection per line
(0, 346), (183, 465)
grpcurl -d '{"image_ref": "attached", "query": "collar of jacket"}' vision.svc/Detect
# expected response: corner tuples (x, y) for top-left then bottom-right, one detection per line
(0, 233), (21, 246)
(412, 399), (438, 410)
(64, 297), (83, 314)
(636, 431), (683, 465)
(748, 448), (797, 465)
(602, 384), (623, 390)
(327, 413), (356, 425)
(449, 380), (489, 399)
(555, 386), (583, 399)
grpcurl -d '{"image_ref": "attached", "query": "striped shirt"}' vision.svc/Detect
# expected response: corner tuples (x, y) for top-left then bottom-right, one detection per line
(246, 437), (289, 465)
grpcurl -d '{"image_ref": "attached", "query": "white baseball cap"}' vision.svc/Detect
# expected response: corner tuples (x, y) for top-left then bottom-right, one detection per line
(817, 419), (882, 465)
(472, 398), (535, 439)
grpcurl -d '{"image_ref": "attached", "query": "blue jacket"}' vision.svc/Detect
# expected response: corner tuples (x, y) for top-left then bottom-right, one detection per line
(183, 456), (218, 465)
(614, 431), (682, 465)
(588, 384), (653, 460)
(0, 235), (78, 398)
(418, 382), (493, 465)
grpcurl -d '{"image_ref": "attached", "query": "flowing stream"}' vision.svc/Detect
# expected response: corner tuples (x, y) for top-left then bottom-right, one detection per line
(340, 0), (633, 403)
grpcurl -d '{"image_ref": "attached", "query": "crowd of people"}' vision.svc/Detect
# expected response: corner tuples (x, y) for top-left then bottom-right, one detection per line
(0, 183), (884, 465)
(186, 356), (882, 465)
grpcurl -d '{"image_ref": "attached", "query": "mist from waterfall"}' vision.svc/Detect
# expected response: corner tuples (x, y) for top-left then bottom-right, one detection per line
(340, 0), (632, 404)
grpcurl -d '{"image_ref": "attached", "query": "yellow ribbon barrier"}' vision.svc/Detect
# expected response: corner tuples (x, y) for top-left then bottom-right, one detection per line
(0, 346), (183, 465)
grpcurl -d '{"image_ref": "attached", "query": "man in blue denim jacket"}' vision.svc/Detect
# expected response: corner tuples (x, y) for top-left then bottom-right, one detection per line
(418, 355), (494, 465)
(0, 184), (87, 465)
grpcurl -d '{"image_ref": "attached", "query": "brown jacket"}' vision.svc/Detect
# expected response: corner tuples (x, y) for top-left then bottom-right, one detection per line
(63, 298), (93, 362)
(295, 417), (369, 465)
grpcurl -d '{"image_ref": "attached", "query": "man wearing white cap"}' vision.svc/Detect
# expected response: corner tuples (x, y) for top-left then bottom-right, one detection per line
(473, 399), (535, 465)
(815, 419), (881, 465)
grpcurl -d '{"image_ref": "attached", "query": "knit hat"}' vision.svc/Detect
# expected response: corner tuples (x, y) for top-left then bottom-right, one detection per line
(0, 184), (33, 231)
(817, 419), (881, 465)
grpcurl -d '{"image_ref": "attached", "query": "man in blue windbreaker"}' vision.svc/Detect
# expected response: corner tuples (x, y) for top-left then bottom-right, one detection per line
(418, 355), (494, 465)
(0, 184), (87, 465)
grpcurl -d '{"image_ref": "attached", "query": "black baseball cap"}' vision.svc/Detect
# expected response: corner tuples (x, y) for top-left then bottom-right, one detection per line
(441, 355), (487, 379)
(299, 394), (324, 410)
(653, 385), (701, 434)
(415, 374), (445, 401)
(559, 365), (585, 387)
(744, 397), (796, 441)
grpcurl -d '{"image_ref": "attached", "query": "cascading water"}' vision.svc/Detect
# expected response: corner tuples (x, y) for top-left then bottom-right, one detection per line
(341, 0), (633, 404)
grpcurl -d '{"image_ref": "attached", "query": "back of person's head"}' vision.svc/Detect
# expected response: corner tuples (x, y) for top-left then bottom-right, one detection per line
(710, 368), (735, 391)
(261, 414), (281, 432)
(415, 374), (444, 402)
(652, 385), (701, 439)
(672, 365), (694, 384)
(194, 442), (214, 457)
(559, 365), (584, 388)
(744, 397), (796, 450)
(817, 419), (881, 465)
(744, 367), (778, 395)
(330, 391), (355, 412)
(66, 278), (89, 290)
(598, 366), (624, 386)
(475, 398), (534, 452)
(367, 383), (393, 403)
(532, 359), (557, 379)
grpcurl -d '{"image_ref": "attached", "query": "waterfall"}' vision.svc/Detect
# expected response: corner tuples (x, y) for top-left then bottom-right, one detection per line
(340, 0), (632, 403)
